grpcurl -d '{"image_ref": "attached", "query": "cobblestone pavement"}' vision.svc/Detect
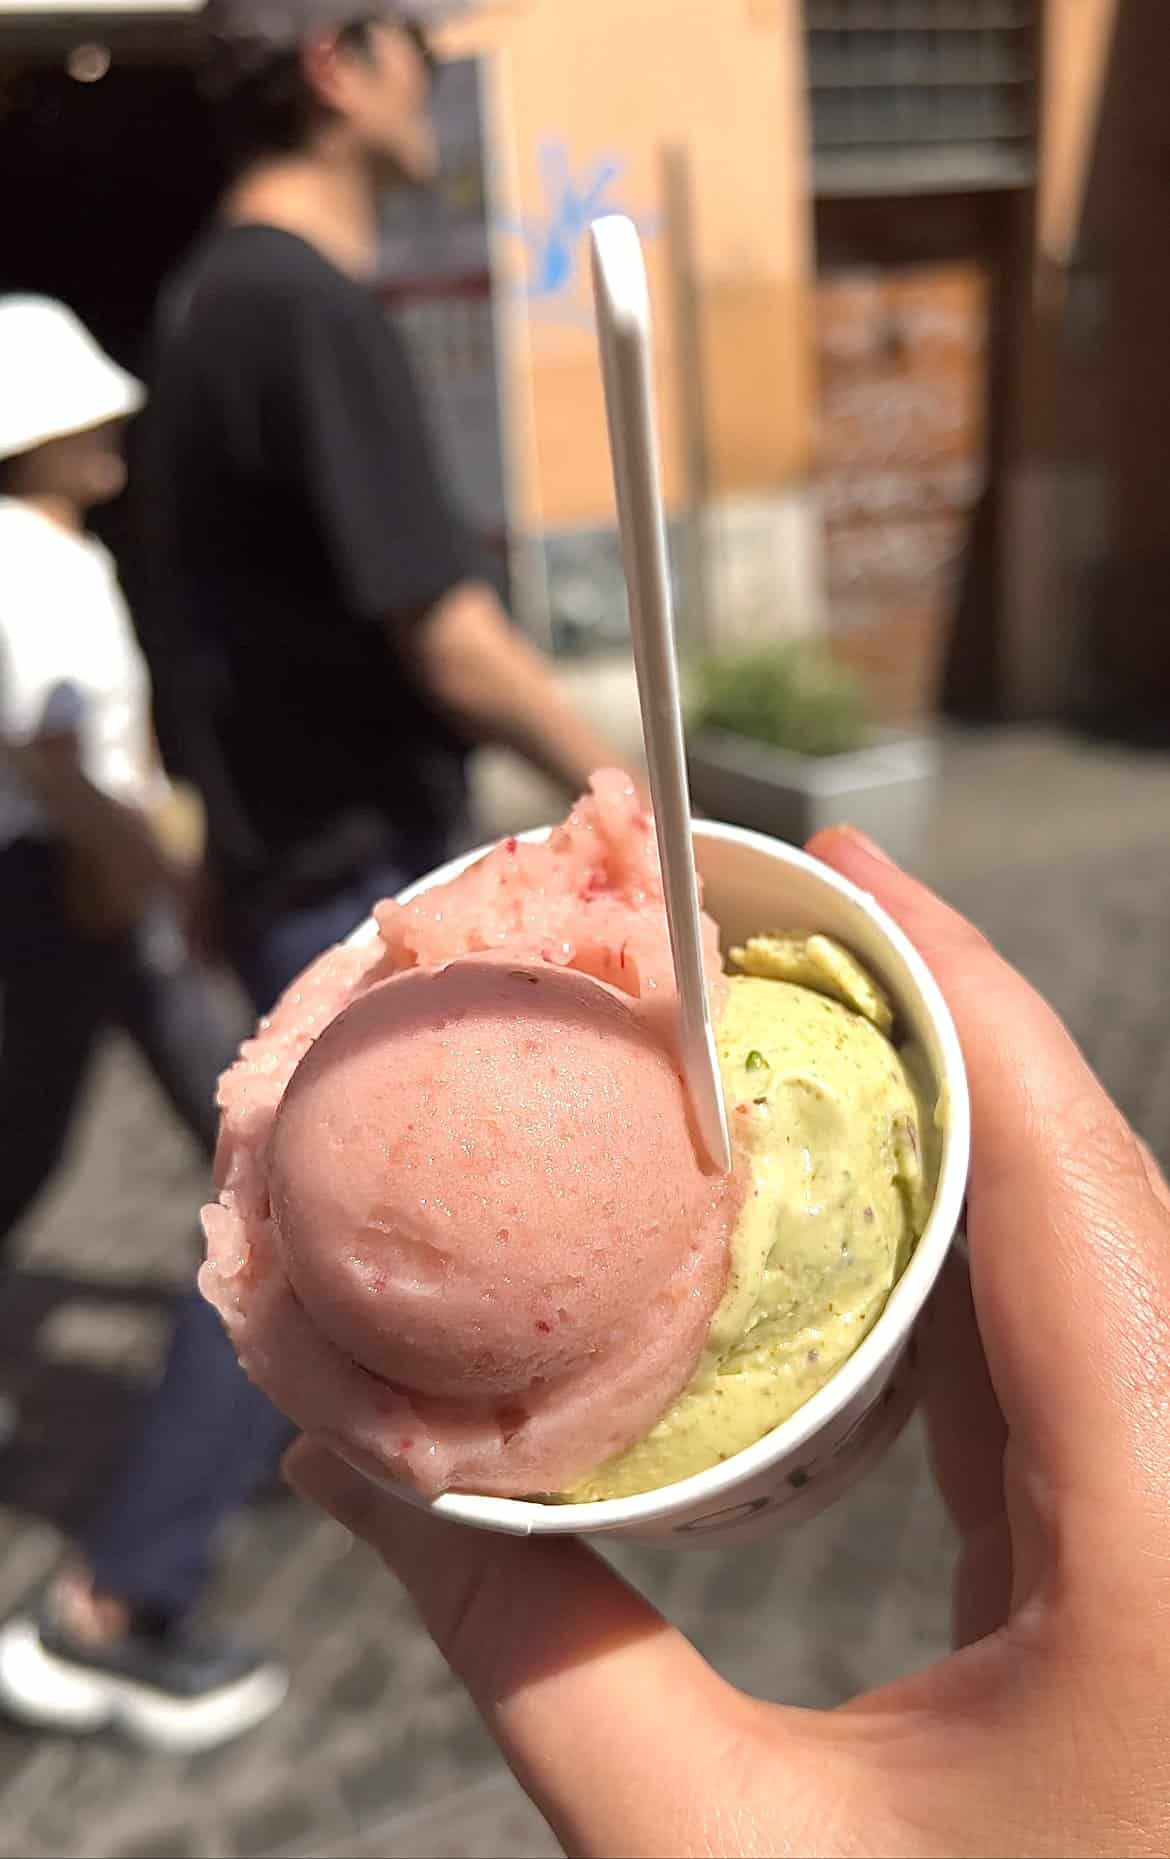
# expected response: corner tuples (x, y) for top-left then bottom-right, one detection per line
(1, 726), (1169, 1859)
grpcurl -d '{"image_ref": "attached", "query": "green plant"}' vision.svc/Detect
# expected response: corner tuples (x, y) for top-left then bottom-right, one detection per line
(688, 642), (870, 757)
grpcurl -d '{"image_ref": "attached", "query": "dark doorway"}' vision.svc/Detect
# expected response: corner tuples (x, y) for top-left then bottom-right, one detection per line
(0, 44), (221, 557)
(0, 52), (221, 373)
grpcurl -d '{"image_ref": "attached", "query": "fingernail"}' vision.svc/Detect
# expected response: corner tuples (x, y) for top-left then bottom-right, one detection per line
(834, 824), (895, 866)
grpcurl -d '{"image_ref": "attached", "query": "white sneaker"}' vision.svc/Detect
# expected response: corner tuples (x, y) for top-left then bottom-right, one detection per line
(0, 1604), (288, 1752)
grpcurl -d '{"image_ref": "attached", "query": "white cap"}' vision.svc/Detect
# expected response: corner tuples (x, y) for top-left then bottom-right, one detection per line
(0, 296), (145, 464)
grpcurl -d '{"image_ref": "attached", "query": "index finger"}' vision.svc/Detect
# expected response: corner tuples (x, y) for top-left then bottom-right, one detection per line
(809, 827), (1170, 1526)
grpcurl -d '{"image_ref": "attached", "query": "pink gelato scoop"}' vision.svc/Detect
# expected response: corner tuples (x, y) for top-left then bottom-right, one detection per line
(201, 772), (743, 1498)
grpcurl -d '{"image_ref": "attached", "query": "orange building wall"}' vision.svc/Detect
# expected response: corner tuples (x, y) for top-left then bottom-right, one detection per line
(440, 0), (815, 537)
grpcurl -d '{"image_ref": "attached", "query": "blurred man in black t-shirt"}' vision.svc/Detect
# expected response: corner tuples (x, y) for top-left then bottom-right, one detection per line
(0, 0), (622, 1750)
(137, 0), (616, 1008)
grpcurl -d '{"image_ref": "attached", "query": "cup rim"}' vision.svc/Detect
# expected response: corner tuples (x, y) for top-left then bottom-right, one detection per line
(349, 817), (971, 1536)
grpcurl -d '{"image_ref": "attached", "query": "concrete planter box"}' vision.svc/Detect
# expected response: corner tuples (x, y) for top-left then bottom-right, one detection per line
(687, 728), (938, 870)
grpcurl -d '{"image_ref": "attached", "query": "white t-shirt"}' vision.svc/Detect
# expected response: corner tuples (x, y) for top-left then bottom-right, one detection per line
(0, 497), (165, 850)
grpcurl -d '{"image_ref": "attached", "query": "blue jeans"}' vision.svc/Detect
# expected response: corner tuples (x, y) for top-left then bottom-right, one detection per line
(226, 862), (418, 1019)
(81, 856), (433, 1622)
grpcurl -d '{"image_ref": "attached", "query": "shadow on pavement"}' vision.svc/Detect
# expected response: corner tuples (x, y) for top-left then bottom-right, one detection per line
(0, 1269), (179, 1533)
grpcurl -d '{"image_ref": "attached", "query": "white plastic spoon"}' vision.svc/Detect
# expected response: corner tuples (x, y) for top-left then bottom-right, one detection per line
(590, 214), (731, 1177)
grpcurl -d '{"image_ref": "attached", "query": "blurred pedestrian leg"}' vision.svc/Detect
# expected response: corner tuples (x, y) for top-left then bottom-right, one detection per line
(72, 849), (423, 1611)
(79, 1288), (295, 1623)
(0, 840), (115, 1243)
(0, 848), (240, 1240)
(115, 898), (238, 1159)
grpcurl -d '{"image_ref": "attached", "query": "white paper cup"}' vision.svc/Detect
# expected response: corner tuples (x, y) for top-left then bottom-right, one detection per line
(347, 818), (970, 1549)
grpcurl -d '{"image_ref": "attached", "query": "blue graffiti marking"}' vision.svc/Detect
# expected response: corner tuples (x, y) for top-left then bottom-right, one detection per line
(505, 141), (656, 308)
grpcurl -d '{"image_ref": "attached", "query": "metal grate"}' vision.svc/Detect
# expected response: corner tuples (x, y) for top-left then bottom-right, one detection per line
(804, 0), (1038, 196)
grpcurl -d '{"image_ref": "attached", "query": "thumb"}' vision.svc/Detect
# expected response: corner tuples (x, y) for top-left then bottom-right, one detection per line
(285, 1440), (774, 1858)
(810, 828), (1170, 1546)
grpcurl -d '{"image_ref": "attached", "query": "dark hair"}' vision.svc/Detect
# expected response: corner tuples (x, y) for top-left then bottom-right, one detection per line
(205, 18), (380, 173)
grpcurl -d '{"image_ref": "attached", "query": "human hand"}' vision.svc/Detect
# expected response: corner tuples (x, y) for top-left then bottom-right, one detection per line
(286, 829), (1170, 1858)
(4, 724), (170, 935)
(61, 801), (173, 938)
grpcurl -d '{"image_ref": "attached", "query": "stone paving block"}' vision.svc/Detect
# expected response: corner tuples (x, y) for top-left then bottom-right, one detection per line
(233, 1793), (338, 1859)
(338, 1730), (434, 1824)
(324, 1641), (397, 1716)
(364, 1776), (560, 1859)
(116, 1825), (200, 1859)
(36, 1298), (172, 1382)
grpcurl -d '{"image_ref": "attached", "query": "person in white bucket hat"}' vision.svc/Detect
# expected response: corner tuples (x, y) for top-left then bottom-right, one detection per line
(0, 297), (237, 1124)
(0, 297), (144, 471)
(0, 298), (288, 1749)
(0, 300), (154, 941)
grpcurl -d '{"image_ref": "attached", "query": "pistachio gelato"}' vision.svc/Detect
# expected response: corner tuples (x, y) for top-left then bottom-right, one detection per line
(562, 933), (933, 1502)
